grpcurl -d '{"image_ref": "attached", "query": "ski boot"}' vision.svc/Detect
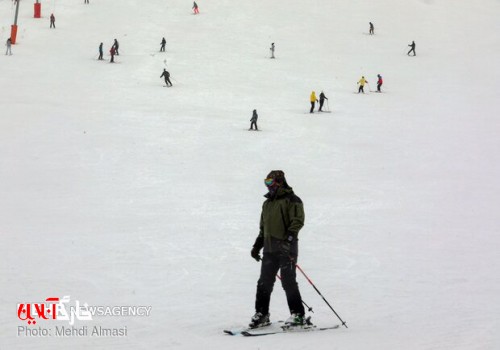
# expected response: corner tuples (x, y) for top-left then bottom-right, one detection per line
(283, 313), (313, 329)
(249, 312), (271, 329)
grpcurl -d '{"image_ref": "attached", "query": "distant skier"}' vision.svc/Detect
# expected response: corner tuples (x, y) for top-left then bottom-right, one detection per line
(249, 170), (307, 329)
(270, 43), (275, 59)
(160, 68), (172, 87)
(5, 38), (12, 56)
(98, 42), (103, 60)
(113, 39), (119, 55)
(357, 76), (368, 93)
(50, 13), (55, 28)
(310, 91), (318, 113)
(318, 91), (328, 112)
(407, 41), (416, 56)
(109, 46), (116, 63)
(249, 109), (258, 130)
(193, 1), (199, 14)
(369, 22), (374, 35)
(160, 37), (166, 52)
(376, 74), (383, 92)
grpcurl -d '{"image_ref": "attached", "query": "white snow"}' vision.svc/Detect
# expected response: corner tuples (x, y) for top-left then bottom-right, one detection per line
(1, 0), (500, 349)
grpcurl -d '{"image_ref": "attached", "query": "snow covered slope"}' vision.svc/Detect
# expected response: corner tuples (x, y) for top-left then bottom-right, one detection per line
(1, 0), (499, 349)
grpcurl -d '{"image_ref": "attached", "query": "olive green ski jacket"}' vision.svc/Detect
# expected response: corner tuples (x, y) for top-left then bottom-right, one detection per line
(258, 186), (305, 253)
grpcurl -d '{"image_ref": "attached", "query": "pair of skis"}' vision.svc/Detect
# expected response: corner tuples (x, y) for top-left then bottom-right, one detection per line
(224, 322), (340, 337)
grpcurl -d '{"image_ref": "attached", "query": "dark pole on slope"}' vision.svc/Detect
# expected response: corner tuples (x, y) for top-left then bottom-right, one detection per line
(276, 274), (314, 313)
(292, 259), (348, 328)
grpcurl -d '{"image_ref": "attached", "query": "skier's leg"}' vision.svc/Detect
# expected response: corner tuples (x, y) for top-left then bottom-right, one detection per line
(310, 102), (314, 113)
(280, 255), (305, 316)
(255, 253), (280, 315)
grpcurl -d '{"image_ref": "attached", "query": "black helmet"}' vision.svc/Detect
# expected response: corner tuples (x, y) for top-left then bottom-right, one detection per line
(265, 170), (290, 188)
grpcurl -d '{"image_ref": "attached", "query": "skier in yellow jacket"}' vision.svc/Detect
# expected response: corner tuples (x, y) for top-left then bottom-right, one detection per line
(310, 91), (318, 113)
(357, 76), (368, 94)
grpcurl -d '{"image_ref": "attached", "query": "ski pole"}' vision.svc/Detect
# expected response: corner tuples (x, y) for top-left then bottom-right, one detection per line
(326, 99), (330, 112)
(276, 274), (314, 313)
(292, 260), (348, 328)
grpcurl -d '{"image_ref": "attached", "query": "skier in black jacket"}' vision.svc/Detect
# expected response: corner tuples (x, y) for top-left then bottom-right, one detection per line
(160, 37), (166, 52)
(249, 109), (258, 130)
(318, 92), (328, 112)
(98, 42), (103, 60)
(160, 69), (172, 87)
(407, 41), (416, 56)
(113, 39), (119, 55)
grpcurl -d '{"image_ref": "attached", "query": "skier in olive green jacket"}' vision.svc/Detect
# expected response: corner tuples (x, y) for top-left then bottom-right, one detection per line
(249, 170), (306, 329)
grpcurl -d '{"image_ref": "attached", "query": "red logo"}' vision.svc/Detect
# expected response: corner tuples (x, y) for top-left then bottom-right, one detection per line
(18, 297), (59, 325)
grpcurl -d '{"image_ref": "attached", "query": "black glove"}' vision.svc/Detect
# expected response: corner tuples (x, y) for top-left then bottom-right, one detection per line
(251, 236), (264, 262)
(280, 233), (295, 256)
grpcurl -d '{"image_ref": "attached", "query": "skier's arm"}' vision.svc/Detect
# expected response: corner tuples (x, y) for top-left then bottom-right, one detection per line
(258, 210), (265, 238)
(287, 198), (304, 238)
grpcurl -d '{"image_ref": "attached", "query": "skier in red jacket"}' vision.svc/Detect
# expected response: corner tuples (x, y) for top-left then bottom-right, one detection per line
(376, 74), (383, 92)
(110, 46), (116, 63)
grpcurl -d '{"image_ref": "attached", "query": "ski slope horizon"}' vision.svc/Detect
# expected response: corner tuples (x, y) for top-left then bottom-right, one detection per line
(1, 0), (499, 349)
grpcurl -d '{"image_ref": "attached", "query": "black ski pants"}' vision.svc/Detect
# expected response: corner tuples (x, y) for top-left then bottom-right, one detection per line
(319, 99), (325, 111)
(250, 121), (258, 130)
(255, 252), (305, 316)
(164, 78), (172, 86)
(310, 102), (315, 113)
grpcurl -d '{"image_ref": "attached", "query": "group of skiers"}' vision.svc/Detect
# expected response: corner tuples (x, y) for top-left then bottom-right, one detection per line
(309, 91), (329, 113)
(97, 39), (119, 62)
(356, 74), (383, 93)
(368, 21), (416, 56)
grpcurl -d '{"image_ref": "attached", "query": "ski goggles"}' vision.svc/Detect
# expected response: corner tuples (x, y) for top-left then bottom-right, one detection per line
(264, 178), (275, 187)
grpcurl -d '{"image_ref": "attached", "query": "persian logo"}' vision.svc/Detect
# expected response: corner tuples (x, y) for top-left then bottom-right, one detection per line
(17, 296), (92, 325)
